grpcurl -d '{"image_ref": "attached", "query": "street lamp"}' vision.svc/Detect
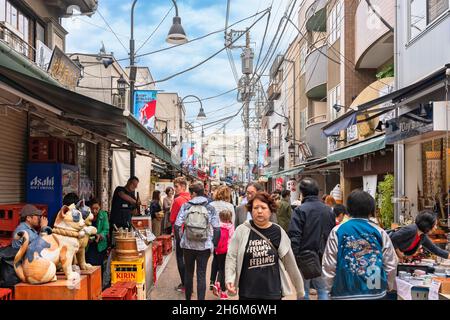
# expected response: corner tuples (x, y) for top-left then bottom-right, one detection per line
(166, 0), (188, 44)
(117, 75), (127, 97)
(180, 95), (207, 121)
(128, 0), (188, 177)
(288, 142), (296, 158)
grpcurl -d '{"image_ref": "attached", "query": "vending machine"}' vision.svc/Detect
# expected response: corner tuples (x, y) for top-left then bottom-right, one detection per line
(26, 163), (79, 225)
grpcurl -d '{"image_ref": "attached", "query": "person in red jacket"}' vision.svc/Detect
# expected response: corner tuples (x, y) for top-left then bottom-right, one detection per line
(170, 176), (191, 292)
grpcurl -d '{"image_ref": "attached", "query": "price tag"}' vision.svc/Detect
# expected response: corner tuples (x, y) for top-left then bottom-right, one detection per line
(145, 229), (156, 242)
(136, 238), (147, 252)
(429, 280), (441, 300)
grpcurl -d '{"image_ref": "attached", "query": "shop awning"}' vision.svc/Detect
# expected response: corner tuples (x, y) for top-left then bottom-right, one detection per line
(327, 135), (386, 163)
(271, 166), (305, 178)
(322, 111), (357, 137)
(0, 64), (179, 169)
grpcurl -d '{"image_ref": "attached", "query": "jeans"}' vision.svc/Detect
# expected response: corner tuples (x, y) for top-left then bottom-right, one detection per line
(175, 237), (185, 286)
(303, 277), (329, 300)
(210, 252), (218, 285)
(183, 249), (211, 300)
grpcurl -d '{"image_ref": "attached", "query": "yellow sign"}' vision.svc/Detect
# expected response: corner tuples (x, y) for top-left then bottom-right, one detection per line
(48, 46), (81, 90)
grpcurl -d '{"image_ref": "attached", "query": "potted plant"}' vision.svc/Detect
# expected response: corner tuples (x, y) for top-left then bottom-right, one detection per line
(377, 174), (394, 229)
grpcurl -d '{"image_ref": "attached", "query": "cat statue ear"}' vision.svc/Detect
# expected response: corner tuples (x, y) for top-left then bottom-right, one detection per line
(61, 205), (71, 216)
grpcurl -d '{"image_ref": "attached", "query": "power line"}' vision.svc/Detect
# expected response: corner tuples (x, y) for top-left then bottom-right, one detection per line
(135, 4), (174, 54)
(97, 9), (129, 56)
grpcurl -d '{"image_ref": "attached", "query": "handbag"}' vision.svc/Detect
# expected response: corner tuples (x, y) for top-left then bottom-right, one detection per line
(295, 250), (322, 280)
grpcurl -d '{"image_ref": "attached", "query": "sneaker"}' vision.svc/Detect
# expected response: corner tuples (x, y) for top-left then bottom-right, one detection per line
(212, 282), (221, 297)
(220, 291), (229, 300)
(175, 284), (185, 292)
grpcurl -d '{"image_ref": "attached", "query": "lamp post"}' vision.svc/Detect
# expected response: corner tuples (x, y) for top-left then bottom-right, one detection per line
(128, 0), (188, 176)
(181, 95), (207, 171)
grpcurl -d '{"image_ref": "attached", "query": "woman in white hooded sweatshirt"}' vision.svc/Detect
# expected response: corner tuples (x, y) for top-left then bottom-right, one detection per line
(225, 191), (304, 300)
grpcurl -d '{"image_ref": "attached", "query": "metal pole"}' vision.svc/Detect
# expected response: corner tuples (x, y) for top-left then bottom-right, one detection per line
(130, 0), (138, 177)
(245, 29), (250, 183)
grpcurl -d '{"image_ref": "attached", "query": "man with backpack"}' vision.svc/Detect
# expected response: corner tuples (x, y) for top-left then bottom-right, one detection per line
(174, 182), (221, 300)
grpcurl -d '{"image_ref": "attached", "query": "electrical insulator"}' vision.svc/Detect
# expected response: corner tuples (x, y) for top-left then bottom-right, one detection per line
(241, 48), (254, 75)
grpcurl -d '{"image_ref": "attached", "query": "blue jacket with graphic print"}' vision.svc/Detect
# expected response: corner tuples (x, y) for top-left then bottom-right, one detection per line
(322, 219), (398, 300)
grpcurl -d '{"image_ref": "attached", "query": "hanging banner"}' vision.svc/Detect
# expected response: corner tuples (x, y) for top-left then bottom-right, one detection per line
(258, 144), (267, 168)
(363, 175), (378, 199)
(133, 90), (158, 132)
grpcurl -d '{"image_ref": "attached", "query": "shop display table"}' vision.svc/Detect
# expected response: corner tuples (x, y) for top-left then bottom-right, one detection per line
(14, 275), (89, 300)
(56, 266), (102, 300)
(396, 277), (441, 300)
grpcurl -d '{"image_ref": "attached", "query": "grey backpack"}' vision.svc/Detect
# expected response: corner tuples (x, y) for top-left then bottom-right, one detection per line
(185, 204), (209, 241)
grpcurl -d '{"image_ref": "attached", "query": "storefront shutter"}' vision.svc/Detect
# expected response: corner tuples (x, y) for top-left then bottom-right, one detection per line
(0, 109), (27, 203)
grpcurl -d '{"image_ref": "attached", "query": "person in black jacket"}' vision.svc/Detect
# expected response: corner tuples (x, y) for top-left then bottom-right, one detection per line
(288, 178), (335, 300)
(390, 210), (449, 261)
(149, 190), (163, 237)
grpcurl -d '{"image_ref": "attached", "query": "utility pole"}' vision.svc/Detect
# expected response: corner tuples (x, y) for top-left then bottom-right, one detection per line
(129, 0), (138, 178)
(241, 29), (253, 184)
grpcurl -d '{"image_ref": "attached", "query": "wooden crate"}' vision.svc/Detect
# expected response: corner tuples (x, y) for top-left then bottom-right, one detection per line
(0, 288), (12, 300)
(56, 266), (102, 300)
(111, 258), (145, 284)
(14, 275), (89, 300)
(433, 277), (450, 294)
(156, 235), (172, 255)
(132, 216), (152, 230)
(102, 287), (128, 300)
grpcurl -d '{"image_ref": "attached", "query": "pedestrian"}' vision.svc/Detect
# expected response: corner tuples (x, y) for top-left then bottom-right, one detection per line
(333, 204), (350, 225)
(85, 198), (109, 275)
(235, 183), (277, 228)
(109, 176), (140, 235)
(225, 192), (304, 300)
(277, 190), (292, 232)
(212, 209), (235, 300)
(162, 187), (174, 235)
(12, 205), (48, 249)
(389, 210), (450, 261)
(174, 182), (220, 300)
(169, 176), (191, 293)
(322, 190), (398, 300)
(288, 178), (335, 300)
(209, 186), (236, 290)
(149, 190), (163, 237)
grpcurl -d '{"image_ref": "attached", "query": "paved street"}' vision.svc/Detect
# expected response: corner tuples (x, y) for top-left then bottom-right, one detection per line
(150, 249), (300, 300)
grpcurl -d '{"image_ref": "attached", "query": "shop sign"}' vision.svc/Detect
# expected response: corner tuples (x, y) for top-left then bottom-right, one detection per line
(48, 46), (82, 90)
(385, 105), (434, 144)
(29, 176), (55, 191)
(35, 40), (53, 71)
(347, 124), (358, 142)
(114, 271), (137, 281)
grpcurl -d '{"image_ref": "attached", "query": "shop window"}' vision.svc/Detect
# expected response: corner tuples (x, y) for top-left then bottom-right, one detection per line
(300, 109), (306, 137)
(0, 0), (5, 21)
(36, 22), (45, 44)
(300, 43), (307, 75)
(409, 0), (450, 40)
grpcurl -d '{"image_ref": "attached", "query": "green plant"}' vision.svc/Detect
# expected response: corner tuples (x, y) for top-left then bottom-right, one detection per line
(376, 64), (394, 80)
(377, 174), (394, 229)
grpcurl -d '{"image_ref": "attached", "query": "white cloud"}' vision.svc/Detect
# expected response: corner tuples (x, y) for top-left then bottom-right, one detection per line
(63, 0), (299, 127)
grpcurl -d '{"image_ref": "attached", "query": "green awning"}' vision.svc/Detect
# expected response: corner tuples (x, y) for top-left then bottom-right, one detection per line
(125, 118), (179, 169)
(271, 166), (305, 179)
(327, 135), (386, 163)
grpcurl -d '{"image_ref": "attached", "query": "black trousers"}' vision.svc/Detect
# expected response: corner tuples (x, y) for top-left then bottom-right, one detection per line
(183, 249), (211, 300)
(210, 252), (218, 284)
(175, 237), (185, 286)
(216, 253), (227, 291)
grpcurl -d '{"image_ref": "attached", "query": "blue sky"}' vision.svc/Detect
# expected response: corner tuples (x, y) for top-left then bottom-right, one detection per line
(63, 0), (299, 135)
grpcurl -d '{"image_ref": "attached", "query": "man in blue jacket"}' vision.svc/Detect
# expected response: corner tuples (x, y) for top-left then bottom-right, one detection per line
(288, 178), (335, 300)
(322, 190), (398, 300)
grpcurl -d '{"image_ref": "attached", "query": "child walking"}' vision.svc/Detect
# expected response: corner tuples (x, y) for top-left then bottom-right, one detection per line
(213, 210), (235, 300)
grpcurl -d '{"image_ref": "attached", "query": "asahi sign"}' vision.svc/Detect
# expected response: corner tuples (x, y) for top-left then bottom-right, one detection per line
(29, 176), (55, 191)
(48, 46), (82, 90)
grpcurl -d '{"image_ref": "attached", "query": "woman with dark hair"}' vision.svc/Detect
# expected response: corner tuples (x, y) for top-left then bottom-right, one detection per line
(85, 198), (110, 273)
(149, 190), (163, 237)
(162, 187), (174, 234)
(225, 192), (304, 300)
(390, 210), (450, 261)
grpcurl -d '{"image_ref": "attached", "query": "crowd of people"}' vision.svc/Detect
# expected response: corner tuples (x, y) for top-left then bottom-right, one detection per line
(6, 174), (450, 301)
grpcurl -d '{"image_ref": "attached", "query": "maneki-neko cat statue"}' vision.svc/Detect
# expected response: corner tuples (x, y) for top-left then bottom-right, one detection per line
(14, 202), (97, 285)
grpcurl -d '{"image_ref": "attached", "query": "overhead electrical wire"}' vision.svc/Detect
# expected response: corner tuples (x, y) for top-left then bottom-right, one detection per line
(97, 9), (129, 56)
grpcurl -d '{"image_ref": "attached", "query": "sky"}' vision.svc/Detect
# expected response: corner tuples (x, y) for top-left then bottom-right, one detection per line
(62, 0), (300, 136)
